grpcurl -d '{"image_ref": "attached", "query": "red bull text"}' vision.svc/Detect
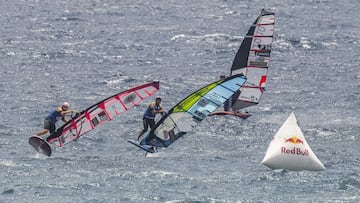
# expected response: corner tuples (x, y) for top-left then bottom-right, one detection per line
(281, 147), (309, 156)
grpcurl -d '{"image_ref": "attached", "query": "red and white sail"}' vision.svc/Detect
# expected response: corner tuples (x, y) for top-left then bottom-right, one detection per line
(47, 81), (160, 147)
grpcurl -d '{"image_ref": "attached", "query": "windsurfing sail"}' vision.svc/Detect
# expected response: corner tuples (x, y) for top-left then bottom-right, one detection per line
(261, 112), (325, 171)
(209, 10), (275, 118)
(47, 81), (160, 147)
(231, 9), (275, 111)
(134, 74), (246, 152)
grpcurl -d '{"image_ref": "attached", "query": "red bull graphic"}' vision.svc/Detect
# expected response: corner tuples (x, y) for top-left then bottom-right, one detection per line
(284, 136), (304, 144)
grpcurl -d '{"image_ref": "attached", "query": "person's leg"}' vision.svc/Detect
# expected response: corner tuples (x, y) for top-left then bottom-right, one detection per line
(35, 120), (50, 137)
(36, 129), (48, 137)
(149, 119), (155, 130)
(147, 119), (157, 151)
(137, 118), (149, 141)
(44, 123), (59, 142)
(49, 122), (55, 134)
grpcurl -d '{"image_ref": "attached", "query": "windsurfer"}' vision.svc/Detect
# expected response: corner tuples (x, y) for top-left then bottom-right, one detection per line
(137, 96), (165, 141)
(34, 102), (77, 138)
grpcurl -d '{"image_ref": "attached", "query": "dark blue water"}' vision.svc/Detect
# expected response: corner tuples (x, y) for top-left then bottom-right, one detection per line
(1, 0), (359, 202)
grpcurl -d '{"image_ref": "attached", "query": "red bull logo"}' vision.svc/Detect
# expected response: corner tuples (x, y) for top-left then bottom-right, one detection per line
(282, 136), (308, 156)
(284, 136), (304, 144)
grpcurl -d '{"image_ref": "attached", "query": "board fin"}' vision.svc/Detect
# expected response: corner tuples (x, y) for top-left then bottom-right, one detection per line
(128, 140), (156, 153)
(28, 135), (52, 156)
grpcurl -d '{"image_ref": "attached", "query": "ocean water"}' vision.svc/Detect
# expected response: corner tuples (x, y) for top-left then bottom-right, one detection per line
(0, 0), (359, 202)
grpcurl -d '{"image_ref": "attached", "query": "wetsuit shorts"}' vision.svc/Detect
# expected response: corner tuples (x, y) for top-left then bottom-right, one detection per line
(44, 119), (56, 134)
(143, 117), (155, 131)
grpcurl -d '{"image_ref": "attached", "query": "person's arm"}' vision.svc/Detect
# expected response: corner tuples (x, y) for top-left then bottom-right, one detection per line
(60, 109), (77, 122)
(60, 109), (77, 116)
(156, 104), (165, 115)
(149, 102), (157, 115)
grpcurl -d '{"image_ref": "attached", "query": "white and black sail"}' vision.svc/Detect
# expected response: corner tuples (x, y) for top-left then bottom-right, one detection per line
(231, 9), (275, 111)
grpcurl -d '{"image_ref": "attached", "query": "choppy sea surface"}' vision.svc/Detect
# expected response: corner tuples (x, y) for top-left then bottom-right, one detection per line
(1, 0), (359, 202)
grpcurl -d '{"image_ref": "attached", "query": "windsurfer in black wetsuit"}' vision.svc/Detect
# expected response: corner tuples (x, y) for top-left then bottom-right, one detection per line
(137, 96), (165, 141)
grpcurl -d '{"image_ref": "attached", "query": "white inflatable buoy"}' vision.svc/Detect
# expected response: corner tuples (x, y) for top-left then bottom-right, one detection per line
(261, 112), (325, 171)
